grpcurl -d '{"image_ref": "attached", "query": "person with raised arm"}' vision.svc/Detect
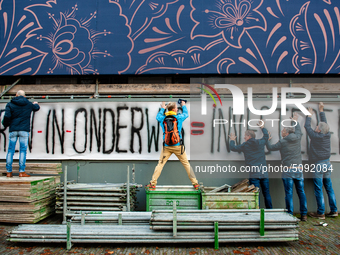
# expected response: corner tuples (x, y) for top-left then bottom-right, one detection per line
(305, 102), (338, 219)
(229, 120), (272, 209)
(266, 112), (307, 221)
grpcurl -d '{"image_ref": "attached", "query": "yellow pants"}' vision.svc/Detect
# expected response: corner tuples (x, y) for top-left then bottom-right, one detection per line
(150, 146), (198, 186)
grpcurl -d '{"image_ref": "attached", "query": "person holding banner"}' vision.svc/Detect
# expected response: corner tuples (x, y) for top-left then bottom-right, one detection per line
(146, 101), (199, 191)
(305, 102), (338, 219)
(2, 90), (40, 177)
(266, 112), (307, 221)
(229, 121), (273, 209)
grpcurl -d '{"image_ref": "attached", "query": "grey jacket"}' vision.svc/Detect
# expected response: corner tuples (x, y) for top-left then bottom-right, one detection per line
(266, 123), (303, 178)
(304, 112), (331, 162)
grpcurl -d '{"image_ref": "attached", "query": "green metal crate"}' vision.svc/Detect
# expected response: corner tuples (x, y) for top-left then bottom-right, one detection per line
(146, 185), (201, 211)
(202, 190), (259, 210)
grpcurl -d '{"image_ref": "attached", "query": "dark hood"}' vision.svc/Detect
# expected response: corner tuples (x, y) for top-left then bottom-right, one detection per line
(11, 96), (29, 106)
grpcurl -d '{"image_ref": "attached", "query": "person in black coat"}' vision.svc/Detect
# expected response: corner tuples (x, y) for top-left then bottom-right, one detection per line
(2, 90), (40, 177)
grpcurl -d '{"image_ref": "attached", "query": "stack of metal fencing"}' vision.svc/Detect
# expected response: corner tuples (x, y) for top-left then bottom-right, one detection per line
(55, 183), (141, 213)
(8, 209), (299, 245)
(150, 209), (299, 242)
(8, 225), (248, 243)
(69, 211), (151, 225)
(7, 224), (297, 244)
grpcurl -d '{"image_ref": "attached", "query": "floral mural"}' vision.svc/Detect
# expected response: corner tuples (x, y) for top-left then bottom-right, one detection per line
(0, 0), (339, 75)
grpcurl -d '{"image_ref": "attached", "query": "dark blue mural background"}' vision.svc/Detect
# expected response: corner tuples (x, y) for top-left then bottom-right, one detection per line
(0, 0), (339, 75)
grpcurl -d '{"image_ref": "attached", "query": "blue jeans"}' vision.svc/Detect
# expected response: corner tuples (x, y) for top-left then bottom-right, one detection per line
(6, 131), (29, 172)
(313, 159), (337, 215)
(282, 178), (307, 215)
(249, 178), (272, 209)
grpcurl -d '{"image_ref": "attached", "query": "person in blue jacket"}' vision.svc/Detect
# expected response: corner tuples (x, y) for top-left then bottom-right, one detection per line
(146, 101), (199, 190)
(2, 90), (40, 177)
(305, 102), (338, 219)
(229, 120), (273, 209)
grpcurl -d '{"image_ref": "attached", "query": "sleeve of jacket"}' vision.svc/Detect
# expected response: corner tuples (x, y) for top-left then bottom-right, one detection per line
(2, 103), (12, 127)
(304, 116), (318, 138)
(32, 103), (40, 112)
(295, 122), (302, 139)
(259, 128), (269, 145)
(266, 140), (282, 151)
(319, 111), (327, 123)
(156, 108), (166, 123)
(177, 105), (189, 121)
(230, 140), (244, 152)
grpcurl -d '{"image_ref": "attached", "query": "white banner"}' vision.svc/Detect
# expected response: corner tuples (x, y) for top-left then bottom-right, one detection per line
(0, 101), (339, 161)
(190, 101), (340, 161)
(0, 102), (190, 160)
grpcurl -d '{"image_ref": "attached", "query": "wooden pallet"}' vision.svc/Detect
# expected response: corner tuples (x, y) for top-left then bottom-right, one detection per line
(0, 196), (55, 212)
(0, 176), (58, 223)
(0, 162), (62, 175)
(0, 177), (57, 207)
(0, 206), (55, 223)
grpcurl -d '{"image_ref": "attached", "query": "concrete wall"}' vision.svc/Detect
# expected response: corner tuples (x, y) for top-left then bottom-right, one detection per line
(62, 160), (340, 213)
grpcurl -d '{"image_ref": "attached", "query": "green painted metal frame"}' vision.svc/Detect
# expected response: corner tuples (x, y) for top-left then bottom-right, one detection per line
(214, 222), (219, 250)
(260, 208), (265, 236)
(66, 222), (72, 250)
(201, 191), (260, 209)
(145, 189), (201, 211)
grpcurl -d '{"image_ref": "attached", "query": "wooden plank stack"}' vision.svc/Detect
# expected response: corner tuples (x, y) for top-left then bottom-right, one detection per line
(0, 163), (62, 175)
(0, 176), (60, 223)
(230, 179), (257, 193)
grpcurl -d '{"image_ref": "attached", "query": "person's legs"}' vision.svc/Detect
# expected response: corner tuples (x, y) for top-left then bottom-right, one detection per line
(282, 178), (294, 215)
(6, 132), (18, 173)
(313, 175), (325, 215)
(150, 147), (173, 186)
(174, 146), (198, 185)
(259, 178), (272, 209)
(249, 178), (260, 188)
(323, 169), (338, 213)
(294, 178), (308, 216)
(250, 178), (272, 209)
(18, 131), (29, 172)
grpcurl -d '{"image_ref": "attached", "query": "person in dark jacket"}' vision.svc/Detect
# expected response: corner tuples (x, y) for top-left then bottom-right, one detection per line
(229, 120), (272, 209)
(3, 90), (40, 177)
(305, 102), (338, 219)
(266, 112), (307, 221)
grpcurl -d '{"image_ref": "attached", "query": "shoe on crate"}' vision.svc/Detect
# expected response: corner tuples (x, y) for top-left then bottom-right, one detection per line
(193, 184), (200, 190)
(19, 172), (31, 177)
(308, 212), (325, 220)
(325, 211), (338, 217)
(145, 183), (156, 191)
(6, 172), (12, 177)
(300, 215), (307, 221)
